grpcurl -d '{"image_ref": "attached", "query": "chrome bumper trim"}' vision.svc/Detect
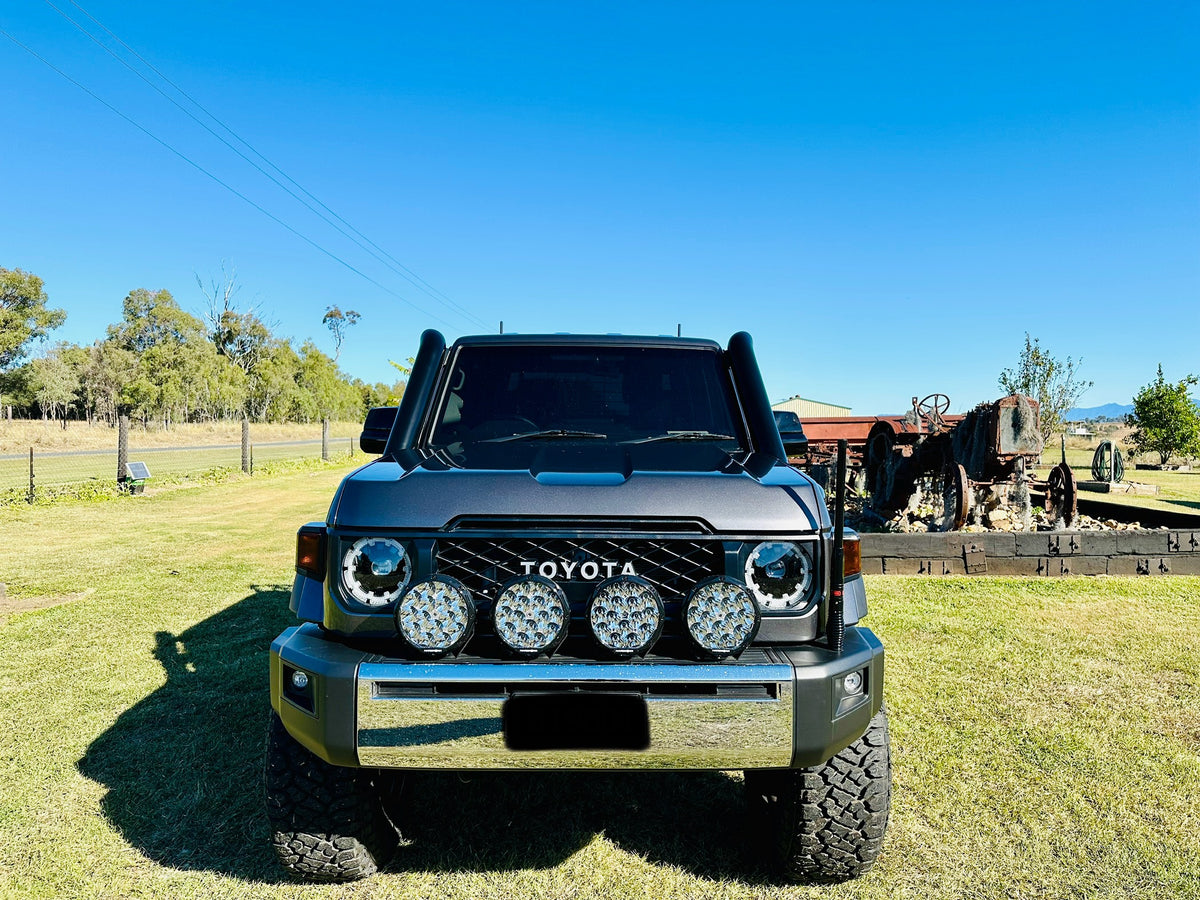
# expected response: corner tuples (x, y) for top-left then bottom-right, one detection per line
(356, 657), (795, 769)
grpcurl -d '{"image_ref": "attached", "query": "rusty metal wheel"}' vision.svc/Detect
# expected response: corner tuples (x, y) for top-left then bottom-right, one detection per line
(937, 463), (971, 532)
(1046, 461), (1078, 527)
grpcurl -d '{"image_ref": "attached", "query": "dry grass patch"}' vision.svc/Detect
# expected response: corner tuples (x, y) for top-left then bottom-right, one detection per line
(0, 419), (362, 454)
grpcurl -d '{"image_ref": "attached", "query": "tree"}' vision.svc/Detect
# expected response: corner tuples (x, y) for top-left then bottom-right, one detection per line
(107, 288), (207, 352)
(196, 264), (273, 377)
(30, 343), (80, 424)
(81, 341), (138, 425)
(322, 306), (360, 362)
(1, 267), (66, 372)
(296, 341), (363, 421)
(998, 334), (1092, 442)
(195, 261), (242, 329)
(107, 288), (234, 426)
(1126, 365), (1200, 465)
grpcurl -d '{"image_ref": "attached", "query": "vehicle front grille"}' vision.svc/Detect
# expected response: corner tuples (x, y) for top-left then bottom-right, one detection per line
(434, 537), (724, 603)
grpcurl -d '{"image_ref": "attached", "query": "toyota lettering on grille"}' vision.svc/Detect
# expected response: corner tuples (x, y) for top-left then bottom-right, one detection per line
(519, 559), (638, 580)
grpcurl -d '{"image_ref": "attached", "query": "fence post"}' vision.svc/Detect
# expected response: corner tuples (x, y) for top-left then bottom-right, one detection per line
(27, 447), (34, 504)
(241, 417), (250, 474)
(117, 414), (129, 486)
(322, 418), (330, 461)
(349, 436), (353, 458)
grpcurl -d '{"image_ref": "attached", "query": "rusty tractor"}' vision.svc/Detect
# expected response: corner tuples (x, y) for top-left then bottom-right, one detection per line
(795, 394), (1078, 531)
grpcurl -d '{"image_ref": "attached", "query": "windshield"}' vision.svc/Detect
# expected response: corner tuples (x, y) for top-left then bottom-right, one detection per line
(427, 344), (746, 458)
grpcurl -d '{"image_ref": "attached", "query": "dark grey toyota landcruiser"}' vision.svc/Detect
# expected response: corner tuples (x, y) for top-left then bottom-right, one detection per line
(267, 330), (889, 883)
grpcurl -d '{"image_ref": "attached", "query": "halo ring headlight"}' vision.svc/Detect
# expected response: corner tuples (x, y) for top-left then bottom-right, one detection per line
(342, 536), (411, 608)
(587, 576), (664, 658)
(492, 575), (570, 657)
(684, 577), (760, 659)
(745, 541), (812, 611)
(394, 576), (474, 657)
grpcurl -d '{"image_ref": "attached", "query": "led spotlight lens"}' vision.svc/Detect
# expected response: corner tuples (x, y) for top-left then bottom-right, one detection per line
(745, 541), (812, 611)
(290, 670), (309, 690)
(587, 576), (664, 657)
(492, 576), (570, 656)
(843, 670), (864, 695)
(342, 537), (411, 608)
(685, 578), (760, 659)
(394, 576), (474, 656)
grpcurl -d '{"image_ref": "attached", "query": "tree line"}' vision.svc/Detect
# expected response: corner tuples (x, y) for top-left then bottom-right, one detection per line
(0, 267), (405, 427)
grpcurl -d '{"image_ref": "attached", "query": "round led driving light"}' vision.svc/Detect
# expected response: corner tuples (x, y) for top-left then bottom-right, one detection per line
(745, 541), (812, 611)
(843, 670), (864, 695)
(492, 575), (570, 657)
(394, 576), (474, 657)
(587, 576), (664, 657)
(342, 537), (411, 608)
(684, 577), (760, 659)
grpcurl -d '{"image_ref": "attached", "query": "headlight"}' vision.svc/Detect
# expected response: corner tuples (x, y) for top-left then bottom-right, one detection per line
(587, 576), (664, 658)
(744, 541), (813, 611)
(492, 576), (570, 657)
(394, 576), (474, 656)
(684, 578), (760, 659)
(341, 537), (411, 608)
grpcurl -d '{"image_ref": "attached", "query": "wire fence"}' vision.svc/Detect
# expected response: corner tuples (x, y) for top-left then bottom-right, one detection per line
(1, 420), (361, 504)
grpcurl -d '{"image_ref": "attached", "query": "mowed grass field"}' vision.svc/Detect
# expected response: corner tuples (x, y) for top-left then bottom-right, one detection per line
(1, 467), (1199, 899)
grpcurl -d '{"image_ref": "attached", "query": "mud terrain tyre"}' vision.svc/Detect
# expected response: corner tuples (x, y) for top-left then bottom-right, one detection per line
(746, 707), (891, 883)
(264, 714), (396, 882)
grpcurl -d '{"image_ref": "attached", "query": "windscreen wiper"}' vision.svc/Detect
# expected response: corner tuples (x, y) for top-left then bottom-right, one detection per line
(482, 429), (609, 443)
(622, 431), (736, 444)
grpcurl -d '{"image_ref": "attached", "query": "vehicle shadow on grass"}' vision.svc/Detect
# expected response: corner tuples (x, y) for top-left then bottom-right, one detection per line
(389, 769), (769, 883)
(78, 588), (774, 886)
(78, 587), (297, 882)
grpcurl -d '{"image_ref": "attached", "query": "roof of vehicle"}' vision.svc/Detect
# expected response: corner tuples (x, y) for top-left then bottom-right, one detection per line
(451, 333), (723, 350)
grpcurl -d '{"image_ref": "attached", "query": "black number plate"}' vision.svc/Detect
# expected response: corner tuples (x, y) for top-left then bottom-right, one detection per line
(503, 693), (650, 751)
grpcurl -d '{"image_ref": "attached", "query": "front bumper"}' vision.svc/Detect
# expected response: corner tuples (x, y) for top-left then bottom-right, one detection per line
(270, 624), (883, 770)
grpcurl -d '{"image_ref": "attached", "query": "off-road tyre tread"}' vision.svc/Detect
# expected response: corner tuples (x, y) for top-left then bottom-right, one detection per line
(264, 714), (394, 882)
(747, 707), (891, 883)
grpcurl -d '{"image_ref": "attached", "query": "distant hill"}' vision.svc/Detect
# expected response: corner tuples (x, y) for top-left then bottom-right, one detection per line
(1065, 403), (1132, 422)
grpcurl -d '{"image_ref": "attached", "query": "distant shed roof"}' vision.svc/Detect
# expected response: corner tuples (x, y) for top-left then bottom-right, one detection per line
(773, 395), (852, 418)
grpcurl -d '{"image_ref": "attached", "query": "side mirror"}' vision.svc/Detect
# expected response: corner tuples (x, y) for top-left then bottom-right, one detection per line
(360, 406), (398, 454)
(779, 430), (808, 458)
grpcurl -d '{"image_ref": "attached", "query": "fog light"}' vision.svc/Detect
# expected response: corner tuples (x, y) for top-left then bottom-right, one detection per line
(587, 576), (663, 657)
(395, 576), (475, 657)
(684, 578), (760, 659)
(844, 670), (864, 695)
(493, 575), (570, 657)
(290, 670), (309, 690)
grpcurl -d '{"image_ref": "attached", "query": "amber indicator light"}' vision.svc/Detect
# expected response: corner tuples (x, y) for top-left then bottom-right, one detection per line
(296, 530), (326, 580)
(842, 538), (861, 578)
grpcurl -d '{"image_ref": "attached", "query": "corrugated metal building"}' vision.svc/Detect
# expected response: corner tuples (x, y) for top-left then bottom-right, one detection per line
(772, 395), (851, 418)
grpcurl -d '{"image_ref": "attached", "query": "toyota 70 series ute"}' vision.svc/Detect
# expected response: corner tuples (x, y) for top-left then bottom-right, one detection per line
(266, 330), (890, 882)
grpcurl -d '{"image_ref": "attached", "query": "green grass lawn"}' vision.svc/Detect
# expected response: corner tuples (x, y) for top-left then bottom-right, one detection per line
(1, 469), (1198, 899)
(1037, 436), (1200, 518)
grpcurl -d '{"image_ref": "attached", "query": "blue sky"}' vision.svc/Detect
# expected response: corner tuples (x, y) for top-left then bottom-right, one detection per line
(2, 2), (1196, 413)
